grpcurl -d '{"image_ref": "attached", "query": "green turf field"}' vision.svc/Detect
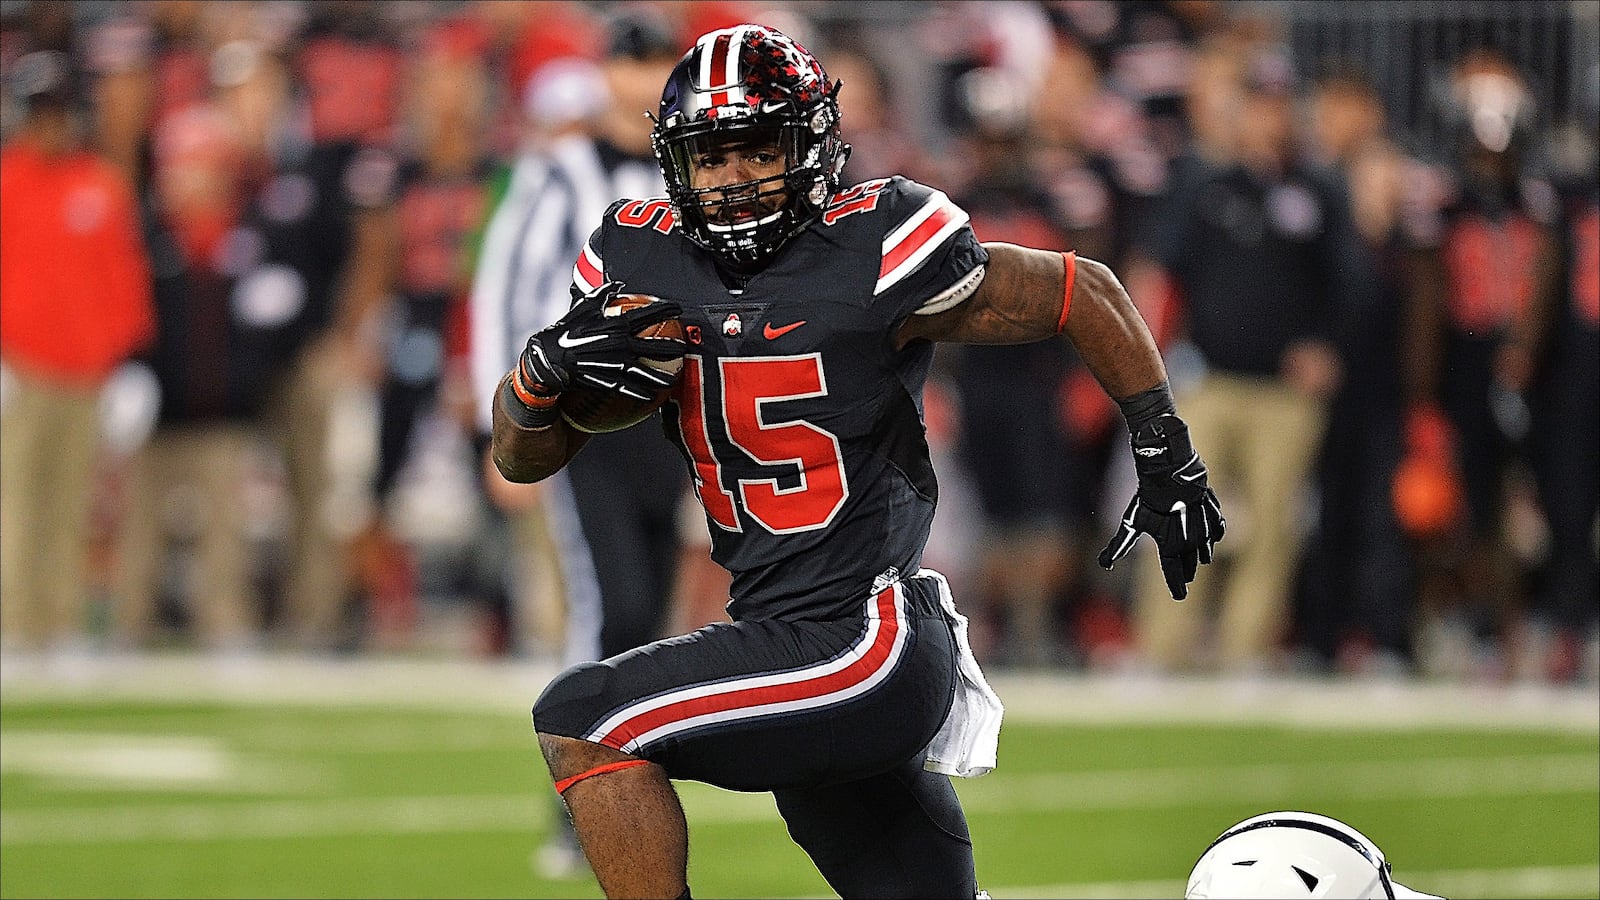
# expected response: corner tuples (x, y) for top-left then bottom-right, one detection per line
(1, 659), (1595, 899)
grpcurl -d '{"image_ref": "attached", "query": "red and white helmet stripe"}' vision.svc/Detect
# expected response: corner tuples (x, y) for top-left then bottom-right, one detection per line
(695, 25), (752, 109)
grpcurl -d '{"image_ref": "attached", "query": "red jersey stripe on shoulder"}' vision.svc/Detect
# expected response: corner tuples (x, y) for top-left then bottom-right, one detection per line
(882, 206), (953, 277)
(572, 242), (604, 293)
(875, 190), (970, 296)
(584, 584), (910, 754)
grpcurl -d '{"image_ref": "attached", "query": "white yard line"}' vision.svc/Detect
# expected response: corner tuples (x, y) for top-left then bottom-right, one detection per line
(0, 732), (336, 794)
(0, 794), (537, 845)
(982, 864), (1600, 899)
(989, 670), (1600, 735)
(0, 713), (533, 754)
(2, 753), (1594, 846)
(3, 653), (1596, 733)
(948, 753), (1600, 814)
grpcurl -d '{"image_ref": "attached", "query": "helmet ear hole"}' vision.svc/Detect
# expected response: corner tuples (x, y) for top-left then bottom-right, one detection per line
(830, 141), (851, 180)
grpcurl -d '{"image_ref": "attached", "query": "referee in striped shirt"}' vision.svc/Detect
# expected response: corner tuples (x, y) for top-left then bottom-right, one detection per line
(467, 14), (689, 878)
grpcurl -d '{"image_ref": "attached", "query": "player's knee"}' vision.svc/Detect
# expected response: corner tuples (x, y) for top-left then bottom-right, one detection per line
(531, 660), (611, 736)
(537, 731), (636, 782)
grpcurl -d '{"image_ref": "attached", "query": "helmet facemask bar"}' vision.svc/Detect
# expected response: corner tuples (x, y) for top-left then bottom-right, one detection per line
(658, 123), (807, 268)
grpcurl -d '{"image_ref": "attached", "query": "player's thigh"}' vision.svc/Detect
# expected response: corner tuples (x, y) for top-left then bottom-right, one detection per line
(532, 577), (957, 791)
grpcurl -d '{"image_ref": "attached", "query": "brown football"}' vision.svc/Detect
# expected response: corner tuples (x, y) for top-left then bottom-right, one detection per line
(559, 294), (685, 434)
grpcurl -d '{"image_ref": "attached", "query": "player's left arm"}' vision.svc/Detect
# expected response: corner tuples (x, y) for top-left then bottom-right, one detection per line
(491, 371), (592, 484)
(897, 242), (1225, 600)
(490, 280), (683, 484)
(896, 242), (1163, 400)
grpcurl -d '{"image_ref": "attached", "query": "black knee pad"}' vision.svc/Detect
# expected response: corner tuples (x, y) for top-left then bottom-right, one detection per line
(532, 661), (611, 737)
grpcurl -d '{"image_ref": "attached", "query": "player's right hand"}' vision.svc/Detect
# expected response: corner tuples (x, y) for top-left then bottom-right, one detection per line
(1097, 413), (1225, 600)
(517, 281), (686, 402)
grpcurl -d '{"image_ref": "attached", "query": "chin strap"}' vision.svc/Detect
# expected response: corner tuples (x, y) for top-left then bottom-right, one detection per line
(553, 758), (652, 795)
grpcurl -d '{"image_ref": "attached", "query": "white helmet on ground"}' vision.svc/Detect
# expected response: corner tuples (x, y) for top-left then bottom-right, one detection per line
(1185, 811), (1444, 899)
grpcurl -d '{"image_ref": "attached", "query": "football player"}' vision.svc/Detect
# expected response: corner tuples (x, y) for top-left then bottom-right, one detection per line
(491, 24), (1224, 899)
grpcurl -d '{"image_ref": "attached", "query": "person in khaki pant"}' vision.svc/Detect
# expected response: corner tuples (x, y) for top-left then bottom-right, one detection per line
(1124, 48), (1349, 673)
(1, 377), (115, 654)
(106, 99), (276, 654)
(259, 337), (361, 652)
(0, 51), (155, 661)
(1133, 374), (1330, 671)
(112, 426), (261, 649)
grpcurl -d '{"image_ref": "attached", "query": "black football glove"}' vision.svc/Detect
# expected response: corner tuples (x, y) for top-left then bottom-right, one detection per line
(517, 280), (686, 402)
(1097, 413), (1225, 600)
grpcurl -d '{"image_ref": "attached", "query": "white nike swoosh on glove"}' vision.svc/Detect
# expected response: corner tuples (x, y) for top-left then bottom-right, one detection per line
(1109, 506), (1140, 560)
(1176, 454), (1205, 481)
(557, 332), (608, 348)
(1169, 500), (1188, 538)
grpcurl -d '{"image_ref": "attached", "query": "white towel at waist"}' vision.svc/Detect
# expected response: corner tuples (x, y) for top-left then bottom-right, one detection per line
(915, 568), (1004, 778)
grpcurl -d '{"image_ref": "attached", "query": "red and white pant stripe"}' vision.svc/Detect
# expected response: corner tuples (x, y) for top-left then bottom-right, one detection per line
(584, 582), (912, 754)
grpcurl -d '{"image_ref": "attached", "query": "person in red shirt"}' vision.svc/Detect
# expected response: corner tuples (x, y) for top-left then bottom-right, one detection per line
(0, 50), (154, 663)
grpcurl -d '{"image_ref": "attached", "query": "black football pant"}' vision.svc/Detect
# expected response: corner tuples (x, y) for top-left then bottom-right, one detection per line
(373, 293), (450, 505)
(1529, 320), (1599, 631)
(563, 424), (686, 658)
(776, 755), (976, 899)
(533, 572), (976, 898)
(1299, 381), (1414, 661)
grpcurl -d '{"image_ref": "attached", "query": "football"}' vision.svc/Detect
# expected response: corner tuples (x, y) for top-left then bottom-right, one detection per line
(559, 294), (685, 434)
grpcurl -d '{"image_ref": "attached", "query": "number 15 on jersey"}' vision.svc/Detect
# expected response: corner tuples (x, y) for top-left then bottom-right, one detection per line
(673, 354), (850, 535)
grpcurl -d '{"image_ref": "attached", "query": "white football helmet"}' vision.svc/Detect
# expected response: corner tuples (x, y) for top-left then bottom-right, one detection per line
(1185, 812), (1444, 900)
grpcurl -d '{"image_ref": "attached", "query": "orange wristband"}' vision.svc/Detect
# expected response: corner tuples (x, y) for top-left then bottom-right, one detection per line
(511, 366), (560, 409)
(1057, 250), (1077, 333)
(502, 370), (560, 430)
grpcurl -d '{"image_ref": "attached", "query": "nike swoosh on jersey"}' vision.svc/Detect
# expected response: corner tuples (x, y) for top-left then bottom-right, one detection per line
(557, 331), (608, 348)
(763, 320), (807, 340)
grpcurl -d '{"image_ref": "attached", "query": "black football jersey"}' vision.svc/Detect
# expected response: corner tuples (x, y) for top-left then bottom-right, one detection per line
(569, 177), (988, 621)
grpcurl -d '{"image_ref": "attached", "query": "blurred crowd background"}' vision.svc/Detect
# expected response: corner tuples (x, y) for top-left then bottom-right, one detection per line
(2, 0), (1596, 688)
